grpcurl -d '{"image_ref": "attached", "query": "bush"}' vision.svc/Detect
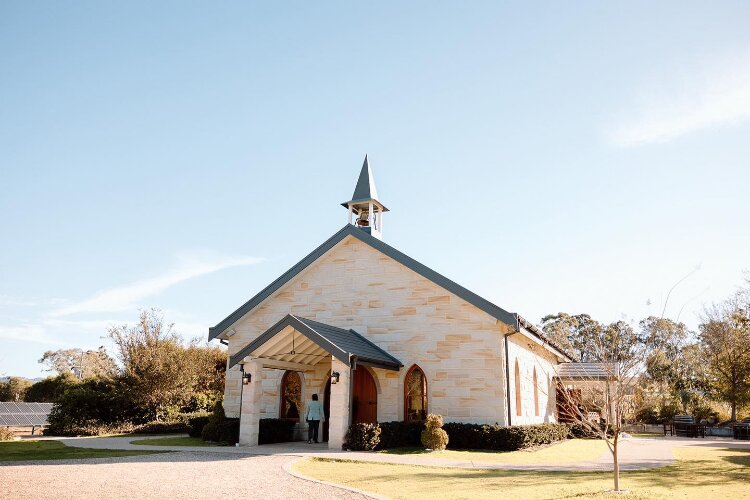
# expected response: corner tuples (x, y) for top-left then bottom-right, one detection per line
(376, 421), (424, 450)
(46, 379), (139, 436)
(258, 418), (296, 444)
(200, 401), (239, 444)
(442, 422), (569, 451)
(344, 423), (381, 451)
(634, 405), (661, 425)
(0, 427), (17, 441)
(218, 418), (240, 445)
(421, 414), (448, 451)
(187, 414), (211, 438)
(133, 420), (189, 434)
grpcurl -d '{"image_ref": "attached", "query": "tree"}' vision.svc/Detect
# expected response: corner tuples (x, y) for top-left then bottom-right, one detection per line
(540, 313), (603, 362)
(699, 296), (750, 421)
(640, 317), (702, 413)
(554, 319), (647, 493)
(0, 377), (33, 401)
(24, 374), (77, 403)
(39, 347), (117, 380)
(108, 309), (193, 421)
(108, 309), (227, 421)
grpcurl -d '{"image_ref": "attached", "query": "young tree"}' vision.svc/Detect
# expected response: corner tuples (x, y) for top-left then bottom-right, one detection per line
(699, 297), (750, 421)
(39, 347), (117, 380)
(554, 320), (647, 493)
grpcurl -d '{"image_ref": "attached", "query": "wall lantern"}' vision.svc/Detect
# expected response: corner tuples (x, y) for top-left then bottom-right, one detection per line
(239, 363), (252, 385)
(330, 371), (340, 384)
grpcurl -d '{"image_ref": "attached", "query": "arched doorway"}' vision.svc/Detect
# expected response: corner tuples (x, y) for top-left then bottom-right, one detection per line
(352, 368), (377, 424)
(279, 371), (301, 421)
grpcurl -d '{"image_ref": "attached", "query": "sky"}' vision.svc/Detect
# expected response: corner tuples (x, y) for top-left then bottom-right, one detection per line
(1, 1), (749, 378)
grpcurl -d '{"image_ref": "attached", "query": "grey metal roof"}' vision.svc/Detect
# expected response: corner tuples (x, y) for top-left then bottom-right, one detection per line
(208, 224), (518, 341)
(341, 155), (389, 211)
(0, 402), (53, 426)
(228, 314), (402, 371)
(555, 362), (616, 380)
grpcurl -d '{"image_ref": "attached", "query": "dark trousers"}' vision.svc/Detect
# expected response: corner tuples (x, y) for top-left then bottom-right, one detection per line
(307, 420), (320, 442)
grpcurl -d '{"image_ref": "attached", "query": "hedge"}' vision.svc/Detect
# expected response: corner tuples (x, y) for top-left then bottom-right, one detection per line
(187, 414), (211, 438)
(258, 419), (296, 444)
(376, 421), (424, 450)
(344, 420), (570, 452)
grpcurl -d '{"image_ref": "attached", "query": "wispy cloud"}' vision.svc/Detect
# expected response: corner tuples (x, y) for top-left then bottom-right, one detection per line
(0, 324), (66, 346)
(609, 48), (750, 147)
(51, 252), (263, 316)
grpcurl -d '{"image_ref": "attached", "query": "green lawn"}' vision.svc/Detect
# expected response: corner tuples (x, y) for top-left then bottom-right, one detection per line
(380, 439), (608, 464)
(0, 440), (166, 462)
(130, 436), (214, 447)
(295, 446), (750, 499)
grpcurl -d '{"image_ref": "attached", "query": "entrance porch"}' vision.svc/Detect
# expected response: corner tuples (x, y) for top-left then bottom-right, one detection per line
(228, 314), (402, 449)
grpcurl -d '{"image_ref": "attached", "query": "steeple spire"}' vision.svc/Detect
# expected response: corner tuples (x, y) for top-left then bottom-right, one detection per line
(342, 155), (388, 239)
(350, 155), (379, 203)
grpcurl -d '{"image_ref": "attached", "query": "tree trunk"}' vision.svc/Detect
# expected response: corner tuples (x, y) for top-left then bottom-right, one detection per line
(731, 402), (737, 422)
(613, 436), (620, 492)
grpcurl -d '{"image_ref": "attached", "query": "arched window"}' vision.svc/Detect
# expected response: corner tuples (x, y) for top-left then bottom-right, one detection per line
(404, 365), (427, 422)
(515, 360), (522, 417)
(280, 370), (301, 421)
(533, 367), (540, 417)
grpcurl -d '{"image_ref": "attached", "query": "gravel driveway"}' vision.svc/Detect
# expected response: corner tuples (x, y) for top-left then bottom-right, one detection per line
(0, 451), (370, 500)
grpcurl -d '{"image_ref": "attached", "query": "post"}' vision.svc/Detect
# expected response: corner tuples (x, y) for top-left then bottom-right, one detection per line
(238, 359), (263, 446)
(327, 357), (351, 449)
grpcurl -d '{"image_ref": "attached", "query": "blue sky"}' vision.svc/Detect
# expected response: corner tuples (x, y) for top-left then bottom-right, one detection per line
(2, 2), (749, 378)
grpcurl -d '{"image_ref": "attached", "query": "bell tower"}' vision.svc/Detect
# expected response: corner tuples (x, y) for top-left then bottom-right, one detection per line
(342, 155), (388, 240)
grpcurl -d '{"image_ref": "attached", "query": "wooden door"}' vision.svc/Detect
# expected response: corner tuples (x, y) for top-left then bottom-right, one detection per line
(322, 380), (331, 442)
(352, 368), (377, 424)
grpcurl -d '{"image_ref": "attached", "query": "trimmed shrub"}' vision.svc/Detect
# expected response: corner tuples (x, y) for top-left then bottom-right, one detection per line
(258, 418), (296, 445)
(134, 420), (189, 434)
(200, 401), (239, 444)
(187, 414), (211, 438)
(376, 421), (424, 450)
(442, 423), (486, 450)
(421, 414), (448, 451)
(0, 427), (17, 441)
(344, 423), (381, 451)
(218, 418), (240, 445)
(442, 422), (570, 451)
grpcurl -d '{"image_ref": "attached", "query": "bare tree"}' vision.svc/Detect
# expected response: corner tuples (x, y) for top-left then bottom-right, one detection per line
(554, 320), (648, 493)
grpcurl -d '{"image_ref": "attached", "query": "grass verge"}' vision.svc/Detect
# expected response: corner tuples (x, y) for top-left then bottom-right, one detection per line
(380, 439), (607, 464)
(295, 446), (750, 499)
(130, 436), (214, 447)
(0, 440), (166, 462)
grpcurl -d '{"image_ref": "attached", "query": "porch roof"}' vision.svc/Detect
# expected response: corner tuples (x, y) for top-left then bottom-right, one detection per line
(555, 362), (617, 380)
(228, 314), (403, 371)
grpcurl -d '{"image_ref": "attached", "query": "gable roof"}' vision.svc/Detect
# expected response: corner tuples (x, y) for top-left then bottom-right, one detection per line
(209, 224), (517, 341)
(228, 314), (402, 371)
(208, 224), (571, 360)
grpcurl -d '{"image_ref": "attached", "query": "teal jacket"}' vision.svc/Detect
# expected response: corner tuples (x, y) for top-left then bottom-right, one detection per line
(305, 400), (323, 421)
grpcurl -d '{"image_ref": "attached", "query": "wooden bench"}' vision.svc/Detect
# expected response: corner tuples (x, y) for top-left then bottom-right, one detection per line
(668, 415), (705, 438)
(733, 418), (750, 440)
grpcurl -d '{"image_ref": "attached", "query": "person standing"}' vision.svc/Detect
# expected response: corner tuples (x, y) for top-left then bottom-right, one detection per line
(305, 393), (323, 444)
